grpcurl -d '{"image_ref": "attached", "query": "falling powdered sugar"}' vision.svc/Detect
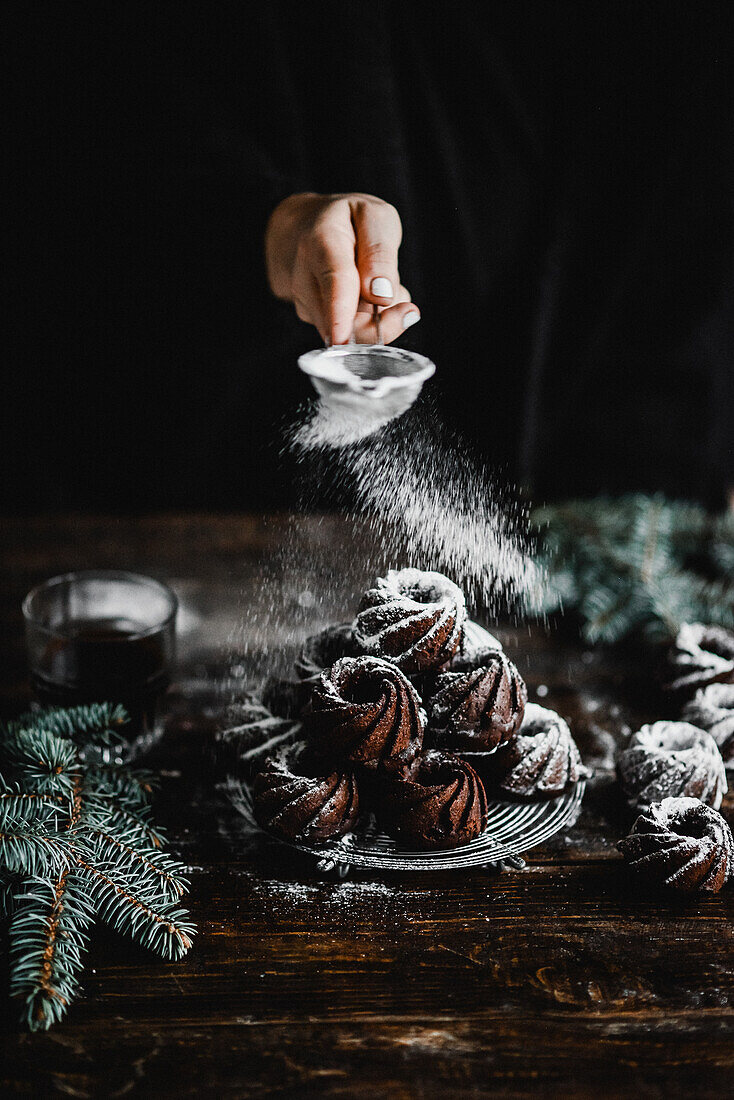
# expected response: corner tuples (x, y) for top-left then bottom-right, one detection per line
(287, 397), (544, 617)
(293, 393), (401, 448)
(223, 385), (545, 717)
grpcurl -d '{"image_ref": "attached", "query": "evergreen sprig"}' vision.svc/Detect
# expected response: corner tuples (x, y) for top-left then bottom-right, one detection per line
(534, 494), (734, 644)
(0, 704), (195, 1030)
(9, 872), (96, 1030)
(0, 817), (77, 878)
(5, 702), (129, 746)
(5, 729), (80, 796)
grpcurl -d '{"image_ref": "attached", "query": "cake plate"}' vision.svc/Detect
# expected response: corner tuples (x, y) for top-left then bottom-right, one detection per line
(228, 778), (586, 878)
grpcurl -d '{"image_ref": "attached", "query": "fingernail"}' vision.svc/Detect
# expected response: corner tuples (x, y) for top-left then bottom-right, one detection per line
(370, 277), (393, 299)
(402, 310), (420, 329)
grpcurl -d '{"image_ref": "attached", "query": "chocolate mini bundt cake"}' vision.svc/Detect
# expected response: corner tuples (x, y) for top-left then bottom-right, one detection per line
(617, 721), (727, 811)
(449, 619), (504, 671)
(618, 797), (733, 894)
(683, 684), (734, 765)
(262, 623), (358, 719)
(486, 702), (585, 798)
(666, 622), (734, 695)
(295, 622), (359, 682)
(377, 750), (488, 849)
(307, 656), (425, 770)
(353, 568), (467, 675)
(216, 696), (300, 779)
(261, 674), (311, 721)
(253, 742), (359, 843)
(427, 652), (527, 753)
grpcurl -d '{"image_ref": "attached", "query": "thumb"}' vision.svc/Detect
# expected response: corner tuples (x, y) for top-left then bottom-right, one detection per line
(350, 198), (403, 307)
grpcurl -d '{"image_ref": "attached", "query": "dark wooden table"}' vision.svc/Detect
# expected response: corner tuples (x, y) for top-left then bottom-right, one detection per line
(2, 514), (733, 1098)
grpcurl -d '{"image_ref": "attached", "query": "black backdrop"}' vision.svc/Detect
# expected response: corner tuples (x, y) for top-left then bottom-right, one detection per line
(5, 1), (734, 514)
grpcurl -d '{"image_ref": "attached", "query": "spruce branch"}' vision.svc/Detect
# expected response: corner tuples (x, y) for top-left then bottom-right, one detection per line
(79, 825), (188, 902)
(0, 820), (76, 878)
(5, 703), (130, 747)
(534, 494), (734, 645)
(3, 729), (80, 797)
(84, 764), (157, 807)
(1, 873), (14, 921)
(78, 859), (194, 960)
(7, 770), (92, 1030)
(82, 798), (165, 849)
(1, 703), (195, 1030)
(9, 872), (95, 1030)
(0, 791), (66, 824)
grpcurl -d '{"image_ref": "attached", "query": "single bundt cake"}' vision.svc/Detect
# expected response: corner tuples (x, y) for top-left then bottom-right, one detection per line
(295, 622), (359, 682)
(683, 683), (734, 765)
(666, 622), (734, 695)
(253, 742), (359, 843)
(262, 623), (358, 719)
(261, 674), (311, 720)
(486, 702), (585, 797)
(215, 696), (300, 778)
(427, 652), (527, 752)
(377, 749), (488, 849)
(353, 568), (467, 674)
(307, 656), (425, 770)
(617, 721), (727, 811)
(618, 796), (733, 893)
(449, 619), (504, 671)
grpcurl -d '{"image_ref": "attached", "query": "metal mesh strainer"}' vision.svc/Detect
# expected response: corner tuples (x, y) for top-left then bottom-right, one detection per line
(298, 327), (436, 426)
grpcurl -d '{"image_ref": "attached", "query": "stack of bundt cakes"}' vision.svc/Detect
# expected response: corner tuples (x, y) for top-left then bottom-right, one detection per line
(246, 568), (734, 890)
(251, 567), (586, 851)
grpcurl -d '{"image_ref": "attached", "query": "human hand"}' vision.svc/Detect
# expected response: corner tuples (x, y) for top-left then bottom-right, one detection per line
(265, 192), (420, 346)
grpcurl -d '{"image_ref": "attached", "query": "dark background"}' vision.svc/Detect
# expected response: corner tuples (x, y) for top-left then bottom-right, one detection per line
(4, 1), (733, 514)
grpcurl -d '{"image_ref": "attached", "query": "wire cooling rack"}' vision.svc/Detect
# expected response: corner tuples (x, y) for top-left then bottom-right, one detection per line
(228, 778), (586, 876)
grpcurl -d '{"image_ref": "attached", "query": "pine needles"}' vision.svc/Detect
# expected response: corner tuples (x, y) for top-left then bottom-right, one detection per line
(534, 495), (734, 645)
(0, 703), (195, 1030)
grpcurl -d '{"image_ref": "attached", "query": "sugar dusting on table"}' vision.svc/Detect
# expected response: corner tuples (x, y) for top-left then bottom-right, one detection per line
(249, 877), (431, 914)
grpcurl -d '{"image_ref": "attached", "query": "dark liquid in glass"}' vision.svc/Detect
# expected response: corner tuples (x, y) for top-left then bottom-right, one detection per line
(31, 617), (169, 736)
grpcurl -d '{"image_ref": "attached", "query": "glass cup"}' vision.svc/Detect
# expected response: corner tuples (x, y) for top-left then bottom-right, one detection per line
(23, 570), (177, 759)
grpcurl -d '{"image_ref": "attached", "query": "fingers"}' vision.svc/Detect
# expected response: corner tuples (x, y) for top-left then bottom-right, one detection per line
(351, 198), (403, 308)
(292, 277), (324, 341)
(278, 193), (416, 345)
(292, 216), (360, 345)
(354, 282), (411, 315)
(352, 294), (421, 345)
(314, 226), (361, 345)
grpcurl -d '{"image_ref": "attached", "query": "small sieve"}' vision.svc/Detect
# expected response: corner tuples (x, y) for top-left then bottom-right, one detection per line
(298, 307), (436, 425)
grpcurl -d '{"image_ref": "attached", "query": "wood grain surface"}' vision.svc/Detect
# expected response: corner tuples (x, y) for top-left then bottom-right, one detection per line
(1, 514), (732, 1098)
